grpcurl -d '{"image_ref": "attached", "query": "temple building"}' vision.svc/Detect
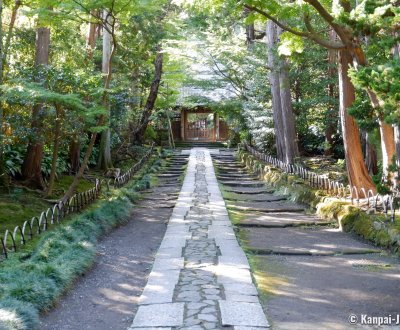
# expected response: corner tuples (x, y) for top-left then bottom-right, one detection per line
(171, 106), (229, 142)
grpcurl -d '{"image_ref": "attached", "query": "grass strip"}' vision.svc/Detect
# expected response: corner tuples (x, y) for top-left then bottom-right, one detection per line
(0, 152), (167, 330)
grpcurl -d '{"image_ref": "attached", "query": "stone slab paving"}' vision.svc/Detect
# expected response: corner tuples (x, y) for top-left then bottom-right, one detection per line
(242, 226), (382, 255)
(132, 303), (184, 327)
(226, 201), (305, 213)
(219, 301), (269, 327)
(234, 212), (331, 227)
(130, 148), (269, 329)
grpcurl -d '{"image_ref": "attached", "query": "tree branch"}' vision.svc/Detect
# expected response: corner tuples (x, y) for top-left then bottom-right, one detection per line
(303, 0), (352, 46)
(244, 4), (308, 38)
(245, 4), (345, 50)
(303, 12), (345, 49)
(208, 53), (245, 95)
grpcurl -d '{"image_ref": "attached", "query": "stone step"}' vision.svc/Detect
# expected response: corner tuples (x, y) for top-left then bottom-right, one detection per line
(143, 196), (178, 201)
(212, 157), (236, 161)
(221, 181), (266, 188)
(215, 164), (245, 169)
(217, 169), (250, 175)
(234, 212), (334, 227)
(177, 142), (225, 146)
(157, 173), (182, 178)
(245, 247), (382, 256)
(224, 187), (274, 194)
(169, 160), (188, 164)
(227, 202), (305, 213)
(164, 166), (186, 171)
(217, 175), (258, 181)
(169, 158), (188, 161)
(241, 227), (382, 256)
(224, 195), (287, 203)
(216, 173), (257, 178)
(163, 171), (185, 175)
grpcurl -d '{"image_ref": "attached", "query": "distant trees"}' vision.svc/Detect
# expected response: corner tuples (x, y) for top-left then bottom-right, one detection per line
(1, 0), (398, 195)
(180, 0), (399, 191)
(22, 19), (51, 188)
(0, 0), (176, 197)
(242, 0), (398, 190)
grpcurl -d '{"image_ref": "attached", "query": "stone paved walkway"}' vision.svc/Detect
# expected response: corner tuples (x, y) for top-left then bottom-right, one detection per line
(130, 148), (269, 330)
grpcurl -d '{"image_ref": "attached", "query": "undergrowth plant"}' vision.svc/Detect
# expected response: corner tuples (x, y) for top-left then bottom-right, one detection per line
(0, 155), (162, 330)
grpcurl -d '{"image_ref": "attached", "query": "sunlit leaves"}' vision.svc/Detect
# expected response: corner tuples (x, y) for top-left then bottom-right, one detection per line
(278, 33), (304, 56)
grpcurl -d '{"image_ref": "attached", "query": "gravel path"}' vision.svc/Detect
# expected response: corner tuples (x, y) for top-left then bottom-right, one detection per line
(40, 154), (187, 330)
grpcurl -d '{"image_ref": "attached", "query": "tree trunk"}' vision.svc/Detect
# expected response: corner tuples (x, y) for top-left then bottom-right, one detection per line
(62, 11), (117, 202)
(132, 48), (163, 144)
(394, 126), (400, 166)
(98, 129), (112, 169)
(0, 0), (4, 184)
(338, 50), (375, 191)
(363, 132), (378, 176)
(351, 46), (396, 180)
(324, 30), (338, 156)
(45, 104), (62, 197)
(67, 12), (98, 175)
(0, 0), (21, 184)
(69, 137), (80, 174)
(366, 142), (378, 176)
(97, 10), (113, 170)
(62, 132), (98, 203)
(3, 0), (20, 67)
(379, 119), (396, 178)
(266, 21), (285, 160)
(244, 9), (255, 46)
(392, 39), (400, 166)
(363, 87), (396, 178)
(86, 10), (97, 60)
(22, 26), (50, 188)
(279, 55), (299, 163)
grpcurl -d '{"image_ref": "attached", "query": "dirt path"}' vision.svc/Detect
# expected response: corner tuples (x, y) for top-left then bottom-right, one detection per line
(40, 153), (188, 330)
(212, 151), (400, 330)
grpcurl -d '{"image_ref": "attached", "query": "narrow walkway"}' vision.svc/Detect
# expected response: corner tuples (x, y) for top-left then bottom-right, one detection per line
(40, 152), (188, 330)
(130, 148), (269, 329)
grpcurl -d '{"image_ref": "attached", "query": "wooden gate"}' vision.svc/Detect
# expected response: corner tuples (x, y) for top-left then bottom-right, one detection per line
(185, 113), (215, 141)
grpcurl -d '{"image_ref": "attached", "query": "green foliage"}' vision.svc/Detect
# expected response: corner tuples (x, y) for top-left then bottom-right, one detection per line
(0, 298), (39, 330)
(0, 155), (161, 329)
(350, 62), (400, 125)
(143, 126), (158, 143)
(347, 91), (377, 131)
(4, 146), (24, 177)
(278, 33), (304, 56)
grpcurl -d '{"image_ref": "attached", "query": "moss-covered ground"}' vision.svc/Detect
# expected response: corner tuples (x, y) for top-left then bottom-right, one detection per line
(0, 145), (161, 238)
(318, 200), (400, 253)
(0, 177), (93, 234)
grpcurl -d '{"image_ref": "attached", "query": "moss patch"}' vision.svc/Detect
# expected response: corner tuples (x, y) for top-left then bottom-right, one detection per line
(248, 255), (290, 300)
(49, 176), (94, 199)
(317, 200), (400, 253)
(236, 150), (325, 210)
(0, 175), (104, 236)
(0, 190), (50, 234)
